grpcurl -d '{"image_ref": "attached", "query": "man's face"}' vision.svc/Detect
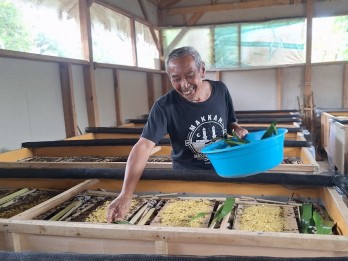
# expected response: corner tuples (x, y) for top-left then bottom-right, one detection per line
(167, 55), (205, 101)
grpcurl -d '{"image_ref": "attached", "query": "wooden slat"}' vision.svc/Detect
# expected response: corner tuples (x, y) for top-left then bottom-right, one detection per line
(80, 0), (100, 127)
(0, 49), (89, 65)
(322, 187), (348, 236)
(113, 69), (122, 126)
(138, 0), (161, 52)
(276, 68), (283, 110)
(59, 63), (79, 138)
(10, 179), (99, 220)
(304, 0), (313, 130)
(130, 17), (138, 67)
(163, 0), (329, 16)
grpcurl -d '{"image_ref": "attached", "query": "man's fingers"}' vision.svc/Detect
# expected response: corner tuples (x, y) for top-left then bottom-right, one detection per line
(107, 207), (117, 223)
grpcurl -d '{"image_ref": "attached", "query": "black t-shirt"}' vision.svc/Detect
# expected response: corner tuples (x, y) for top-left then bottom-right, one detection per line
(141, 80), (237, 170)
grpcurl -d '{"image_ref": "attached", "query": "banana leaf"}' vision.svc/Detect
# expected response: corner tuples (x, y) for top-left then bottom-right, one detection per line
(313, 211), (335, 235)
(212, 197), (235, 223)
(300, 203), (313, 234)
(261, 121), (278, 139)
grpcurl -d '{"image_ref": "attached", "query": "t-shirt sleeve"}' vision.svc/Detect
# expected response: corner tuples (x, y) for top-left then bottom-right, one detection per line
(219, 82), (237, 134)
(141, 101), (168, 144)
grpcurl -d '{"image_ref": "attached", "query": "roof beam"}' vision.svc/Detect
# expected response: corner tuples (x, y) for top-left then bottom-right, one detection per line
(163, 0), (328, 16)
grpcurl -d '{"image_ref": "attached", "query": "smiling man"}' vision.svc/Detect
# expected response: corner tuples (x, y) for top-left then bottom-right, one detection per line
(106, 46), (248, 222)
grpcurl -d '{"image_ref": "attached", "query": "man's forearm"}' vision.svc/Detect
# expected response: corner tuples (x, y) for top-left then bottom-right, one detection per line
(119, 139), (155, 197)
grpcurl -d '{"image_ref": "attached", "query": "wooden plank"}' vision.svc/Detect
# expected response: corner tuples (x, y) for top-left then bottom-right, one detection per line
(113, 69), (122, 126)
(130, 17), (138, 67)
(321, 187), (348, 235)
(138, 0), (161, 52)
(0, 148), (33, 162)
(163, 0), (329, 16)
(9, 179), (99, 220)
(59, 63), (79, 138)
(80, 0), (100, 127)
(276, 68), (283, 110)
(1, 218), (348, 255)
(155, 240), (168, 255)
(10, 233), (21, 252)
(0, 49), (89, 66)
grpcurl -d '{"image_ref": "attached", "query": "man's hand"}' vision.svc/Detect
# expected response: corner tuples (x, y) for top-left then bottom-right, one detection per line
(233, 125), (249, 139)
(106, 194), (132, 223)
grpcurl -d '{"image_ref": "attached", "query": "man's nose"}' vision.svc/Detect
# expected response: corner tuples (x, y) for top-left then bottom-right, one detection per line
(180, 78), (189, 87)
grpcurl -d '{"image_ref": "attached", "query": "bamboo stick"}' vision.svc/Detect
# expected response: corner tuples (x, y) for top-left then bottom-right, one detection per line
(59, 200), (83, 221)
(209, 202), (223, 229)
(0, 188), (30, 205)
(49, 200), (80, 221)
(0, 189), (36, 208)
(129, 204), (148, 224)
(137, 208), (156, 225)
(65, 201), (99, 222)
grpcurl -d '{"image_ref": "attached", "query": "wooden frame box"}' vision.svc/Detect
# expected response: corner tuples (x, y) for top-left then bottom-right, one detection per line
(328, 120), (348, 174)
(0, 178), (348, 257)
(321, 111), (348, 153)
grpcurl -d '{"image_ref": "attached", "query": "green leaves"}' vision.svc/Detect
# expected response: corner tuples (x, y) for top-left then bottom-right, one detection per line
(300, 203), (335, 235)
(261, 121), (278, 139)
(190, 197), (235, 226)
(313, 211), (335, 235)
(212, 197), (235, 223)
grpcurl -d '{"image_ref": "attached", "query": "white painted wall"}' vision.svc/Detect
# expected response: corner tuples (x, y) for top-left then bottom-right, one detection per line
(118, 70), (149, 123)
(0, 57), (65, 152)
(71, 65), (89, 133)
(95, 68), (117, 127)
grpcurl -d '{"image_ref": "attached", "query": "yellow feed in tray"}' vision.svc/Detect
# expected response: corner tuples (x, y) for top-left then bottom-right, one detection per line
(159, 199), (213, 228)
(85, 199), (140, 223)
(239, 205), (284, 232)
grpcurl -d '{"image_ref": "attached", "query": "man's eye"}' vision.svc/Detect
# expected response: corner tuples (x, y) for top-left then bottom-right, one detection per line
(172, 78), (180, 82)
(187, 74), (195, 79)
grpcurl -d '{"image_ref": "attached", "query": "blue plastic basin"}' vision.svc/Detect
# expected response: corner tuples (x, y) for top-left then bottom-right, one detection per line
(201, 128), (288, 178)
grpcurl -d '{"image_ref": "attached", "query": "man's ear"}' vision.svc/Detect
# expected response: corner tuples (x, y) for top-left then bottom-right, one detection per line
(201, 62), (206, 78)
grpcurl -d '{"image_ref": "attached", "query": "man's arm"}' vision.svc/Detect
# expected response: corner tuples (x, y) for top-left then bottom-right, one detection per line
(106, 137), (156, 223)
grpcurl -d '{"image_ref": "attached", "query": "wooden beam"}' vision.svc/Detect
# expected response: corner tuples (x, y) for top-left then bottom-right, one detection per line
(166, 12), (203, 51)
(138, 0), (161, 53)
(83, 64), (100, 127)
(147, 73), (155, 111)
(161, 74), (171, 95)
(130, 17), (138, 67)
(163, 0), (328, 16)
(304, 0), (313, 130)
(343, 63), (348, 108)
(159, 0), (181, 9)
(59, 63), (79, 137)
(113, 69), (122, 126)
(215, 71), (221, 81)
(79, 0), (100, 127)
(276, 68), (283, 110)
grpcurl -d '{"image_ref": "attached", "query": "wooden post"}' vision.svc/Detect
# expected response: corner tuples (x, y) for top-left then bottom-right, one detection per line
(113, 69), (122, 126)
(304, 0), (313, 132)
(59, 63), (79, 137)
(79, 0), (100, 127)
(276, 68), (283, 110)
